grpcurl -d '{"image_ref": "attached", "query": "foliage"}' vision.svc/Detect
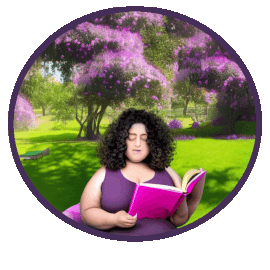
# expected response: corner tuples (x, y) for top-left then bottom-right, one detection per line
(174, 135), (195, 140)
(169, 122), (225, 138)
(50, 82), (77, 124)
(172, 78), (206, 116)
(210, 116), (227, 126)
(163, 16), (197, 38)
(140, 24), (182, 70)
(214, 134), (255, 140)
(14, 93), (38, 131)
(167, 119), (182, 129)
(41, 12), (191, 139)
(192, 122), (200, 128)
(174, 29), (255, 133)
(234, 121), (256, 135)
(30, 74), (59, 115)
(19, 57), (43, 100)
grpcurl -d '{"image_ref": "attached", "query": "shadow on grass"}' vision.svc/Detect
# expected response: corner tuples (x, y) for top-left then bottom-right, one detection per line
(20, 142), (100, 212)
(21, 139), (244, 221)
(17, 133), (82, 143)
(200, 167), (242, 208)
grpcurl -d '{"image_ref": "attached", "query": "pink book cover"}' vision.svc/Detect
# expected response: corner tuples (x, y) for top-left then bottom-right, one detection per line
(186, 170), (206, 194)
(128, 170), (206, 220)
(128, 184), (184, 220)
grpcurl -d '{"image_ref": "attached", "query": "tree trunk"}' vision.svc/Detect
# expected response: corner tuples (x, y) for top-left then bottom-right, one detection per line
(183, 100), (189, 116)
(77, 125), (84, 138)
(85, 102), (108, 141)
(42, 106), (46, 116)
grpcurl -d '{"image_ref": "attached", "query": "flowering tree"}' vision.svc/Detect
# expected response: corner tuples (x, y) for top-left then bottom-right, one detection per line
(29, 73), (60, 116)
(41, 13), (175, 140)
(174, 29), (254, 133)
(20, 57), (43, 100)
(14, 93), (38, 131)
(172, 78), (206, 116)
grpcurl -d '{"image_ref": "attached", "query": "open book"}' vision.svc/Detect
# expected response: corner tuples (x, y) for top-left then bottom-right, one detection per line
(128, 169), (206, 220)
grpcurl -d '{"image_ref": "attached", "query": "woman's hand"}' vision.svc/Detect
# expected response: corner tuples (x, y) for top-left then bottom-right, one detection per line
(114, 210), (137, 228)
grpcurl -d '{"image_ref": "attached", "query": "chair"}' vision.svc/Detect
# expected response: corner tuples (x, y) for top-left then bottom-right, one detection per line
(20, 148), (49, 160)
(62, 203), (83, 223)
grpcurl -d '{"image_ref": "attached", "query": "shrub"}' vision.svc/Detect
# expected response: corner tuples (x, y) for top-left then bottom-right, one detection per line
(167, 119), (182, 129)
(234, 121), (256, 135)
(214, 134), (255, 140)
(210, 116), (227, 126)
(174, 135), (195, 140)
(192, 121), (200, 128)
(14, 93), (38, 131)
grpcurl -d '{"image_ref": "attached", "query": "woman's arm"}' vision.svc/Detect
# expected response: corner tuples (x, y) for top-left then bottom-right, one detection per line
(165, 167), (206, 227)
(80, 166), (137, 230)
(80, 166), (116, 230)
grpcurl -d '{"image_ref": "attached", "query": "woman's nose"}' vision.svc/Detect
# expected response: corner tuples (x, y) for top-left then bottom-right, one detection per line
(135, 137), (141, 147)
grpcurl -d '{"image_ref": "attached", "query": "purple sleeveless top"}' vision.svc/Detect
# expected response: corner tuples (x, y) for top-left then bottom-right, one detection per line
(100, 168), (177, 236)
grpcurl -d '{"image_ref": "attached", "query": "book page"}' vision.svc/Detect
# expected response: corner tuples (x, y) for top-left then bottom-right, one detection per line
(140, 183), (184, 193)
(182, 169), (201, 190)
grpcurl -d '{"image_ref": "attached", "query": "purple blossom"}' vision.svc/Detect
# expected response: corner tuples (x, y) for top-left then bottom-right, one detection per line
(211, 116), (227, 126)
(127, 88), (131, 92)
(97, 92), (102, 96)
(174, 135), (195, 140)
(116, 80), (120, 84)
(214, 134), (255, 140)
(61, 55), (64, 59)
(109, 75), (113, 79)
(144, 84), (149, 88)
(192, 122), (200, 128)
(167, 119), (182, 129)
(85, 92), (88, 95)
(156, 32), (161, 36)
(14, 93), (38, 131)
(151, 96), (159, 100)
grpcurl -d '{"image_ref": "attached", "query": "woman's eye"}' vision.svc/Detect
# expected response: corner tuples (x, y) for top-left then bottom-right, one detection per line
(128, 134), (148, 141)
(128, 134), (136, 140)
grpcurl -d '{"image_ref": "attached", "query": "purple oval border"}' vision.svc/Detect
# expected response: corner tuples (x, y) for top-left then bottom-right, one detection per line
(8, 6), (262, 242)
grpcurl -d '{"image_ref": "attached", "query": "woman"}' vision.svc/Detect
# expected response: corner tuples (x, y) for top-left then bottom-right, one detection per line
(80, 108), (205, 236)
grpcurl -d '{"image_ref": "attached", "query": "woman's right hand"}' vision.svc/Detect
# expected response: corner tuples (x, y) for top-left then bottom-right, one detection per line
(114, 210), (137, 228)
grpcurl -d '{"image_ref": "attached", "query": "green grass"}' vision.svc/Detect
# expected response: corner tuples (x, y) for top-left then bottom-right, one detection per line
(14, 114), (255, 229)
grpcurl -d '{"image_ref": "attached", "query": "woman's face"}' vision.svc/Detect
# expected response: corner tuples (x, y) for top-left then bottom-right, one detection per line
(125, 123), (150, 163)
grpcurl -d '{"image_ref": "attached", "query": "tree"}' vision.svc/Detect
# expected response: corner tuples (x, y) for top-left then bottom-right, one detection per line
(20, 56), (43, 100)
(41, 13), (175, 140)
(30, 73), (57, 116)
(14, 93), (38, 131)
(172, 78), (200, 116)
(174, 29), (254, 133)
(50, 82), (89, 138)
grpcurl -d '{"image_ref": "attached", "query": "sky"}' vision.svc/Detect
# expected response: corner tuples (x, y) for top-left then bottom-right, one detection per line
(42, 61), (63, 83)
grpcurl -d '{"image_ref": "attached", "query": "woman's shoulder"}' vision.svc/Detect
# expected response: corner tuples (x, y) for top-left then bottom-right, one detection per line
(164, 167), (182, 189)
(90, 165), (106, 182)
(88, 165), (107, 186)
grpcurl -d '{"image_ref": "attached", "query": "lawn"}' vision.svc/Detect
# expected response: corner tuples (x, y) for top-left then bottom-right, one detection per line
(14, 114), (255, 229)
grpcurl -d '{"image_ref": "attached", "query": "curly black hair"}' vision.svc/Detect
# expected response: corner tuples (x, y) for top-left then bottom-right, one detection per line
(96, 108), (176, 171)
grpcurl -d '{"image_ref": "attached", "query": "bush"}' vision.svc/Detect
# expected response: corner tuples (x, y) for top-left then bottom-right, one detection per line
(14, 93), (38, 131)
(192, 121), (200, 128)
(234, 121), (256, 136)
(210, 116), (227, 126)
(169, 122), (225, 138)
(167, 119), (182, 129)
